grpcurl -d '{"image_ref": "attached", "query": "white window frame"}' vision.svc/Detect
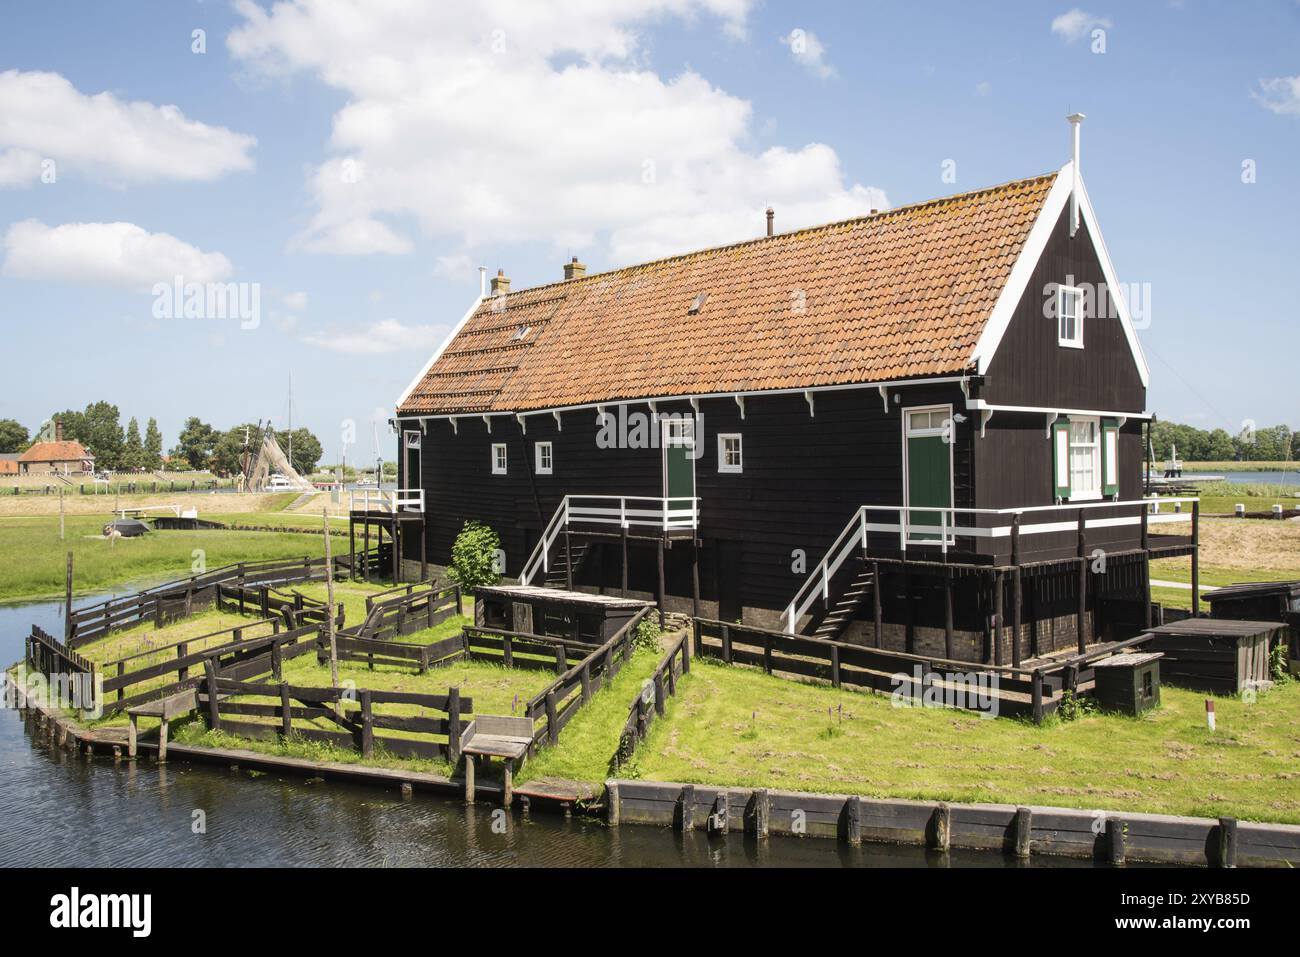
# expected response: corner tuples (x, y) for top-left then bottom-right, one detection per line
(534, 440), (553, 475)
(1066, 416), (1101, 501)
(717, 433), (743, 474)
(1057, 284), (1084, 349)
(491, 443), (508, 475)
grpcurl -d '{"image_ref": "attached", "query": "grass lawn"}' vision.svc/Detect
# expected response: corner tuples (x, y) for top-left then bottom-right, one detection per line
(1158, 481), (1299, 517)
(1149, 516), (1300, 610)
(626, 659), (1300, 824)
(0, 512), (331, 603)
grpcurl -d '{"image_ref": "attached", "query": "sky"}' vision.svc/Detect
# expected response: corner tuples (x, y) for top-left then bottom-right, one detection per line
(1, 0), (1297, 465)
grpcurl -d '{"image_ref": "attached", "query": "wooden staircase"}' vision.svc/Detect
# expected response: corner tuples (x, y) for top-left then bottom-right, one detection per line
(544, 540), (589, 589)
(810, 565), (875, 641)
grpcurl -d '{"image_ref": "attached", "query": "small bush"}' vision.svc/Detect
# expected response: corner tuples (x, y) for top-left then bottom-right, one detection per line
(1057, 689), (1098, 721)
(448, 520), (502, 591)
(1270, 643), (1292, 685)
(632, 616), (661, 652)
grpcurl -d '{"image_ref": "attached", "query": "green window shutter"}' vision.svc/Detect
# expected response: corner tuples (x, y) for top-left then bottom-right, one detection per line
(1052, 419), (1071, 501)
(1101, 418), (1119, 497)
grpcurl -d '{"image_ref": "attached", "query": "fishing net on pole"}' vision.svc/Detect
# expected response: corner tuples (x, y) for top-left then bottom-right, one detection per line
(246, 431), (313, 491)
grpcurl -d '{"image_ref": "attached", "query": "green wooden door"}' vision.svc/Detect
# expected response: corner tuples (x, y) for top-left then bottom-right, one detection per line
(905, 410), (952, 542)
(663, 419), (696, 512)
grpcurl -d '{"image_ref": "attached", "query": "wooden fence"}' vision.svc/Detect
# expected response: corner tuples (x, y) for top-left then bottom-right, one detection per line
(203, 674), (472, 762)
(66, 555), (347, 648)
(318, 631), (465, 673)
(356, 583), (461, 640)
(216, 581), (343, 629)
(26, 626), (95, 685)
(463, 625), (604, 673)
(614, 630), (690, 770)
(98, 621), (319, 715)
(523, 606), (653, 751)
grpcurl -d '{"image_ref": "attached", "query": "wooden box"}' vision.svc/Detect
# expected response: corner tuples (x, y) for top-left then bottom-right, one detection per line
(1092, 652), (1162, 716)
(1140, 619), (1281, 695)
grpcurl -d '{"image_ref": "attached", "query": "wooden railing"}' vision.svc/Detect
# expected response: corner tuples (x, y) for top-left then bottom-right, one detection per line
(518, 495), (700, 586)
(204, 676), (471, 762)
(356, 583), (461, 640)
(523, 606), (653, 750)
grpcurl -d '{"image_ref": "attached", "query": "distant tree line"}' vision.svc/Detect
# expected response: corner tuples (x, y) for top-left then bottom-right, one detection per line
(1149, 420), (1297, 462)
(0, 405), (323, 475)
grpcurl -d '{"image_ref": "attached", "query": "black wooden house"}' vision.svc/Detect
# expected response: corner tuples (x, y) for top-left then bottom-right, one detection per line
(387, 130), (1198, 669)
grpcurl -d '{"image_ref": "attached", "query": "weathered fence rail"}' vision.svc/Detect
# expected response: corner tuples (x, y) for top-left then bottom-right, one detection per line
(614, 630), (690, 770)
(98, 622), (319, 715)
(463, 625), (603, 673)
(319, 631), (465, 673)
(357, 583), (461, 640)
(26, 625), (94, 682)
(66, 555), (353, 648)
(203, 675), (473, 762)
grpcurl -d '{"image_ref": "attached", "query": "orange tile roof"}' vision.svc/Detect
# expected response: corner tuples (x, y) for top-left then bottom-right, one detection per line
(20, 440), (94, 462)
(399, 171), (1058, 416)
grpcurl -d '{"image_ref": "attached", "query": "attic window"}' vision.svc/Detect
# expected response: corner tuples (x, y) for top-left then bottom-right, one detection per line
(687, 292), (708, 315)
(511, 325), (531, 342)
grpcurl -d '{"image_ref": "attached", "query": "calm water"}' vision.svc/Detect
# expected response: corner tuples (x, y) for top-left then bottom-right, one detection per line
(0, 589), (1093, 868)
(1182, 470), (1299, 486)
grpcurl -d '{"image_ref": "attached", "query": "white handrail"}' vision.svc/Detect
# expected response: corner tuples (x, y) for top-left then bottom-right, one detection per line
(518, 494), (701, 586)
(782, 497), (1200, 634)
(348, 487), (425, 514)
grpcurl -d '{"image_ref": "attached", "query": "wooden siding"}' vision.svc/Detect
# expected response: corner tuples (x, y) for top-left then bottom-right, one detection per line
(979, 203), (1145, 411)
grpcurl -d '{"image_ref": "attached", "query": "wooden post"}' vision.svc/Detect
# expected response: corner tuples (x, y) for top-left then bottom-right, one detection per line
(274, 681), (291, 738)
(1140, 505), (1152, 629)
(348, 517), (356, 582)
(653, 672), (665, 716)
(931, 802), (951, 851)
(943, 567), (954, 660)
(1217, 816), (1238, 868)
(993, 569), (1004, 667)
(502, 634), (513, 669)
(1107, 817), (1126, 866)
(323, 510), (340, 698)
(447, 686), (461, 763)
(362, 520), (370, 582)
(679, 784), (695, 832)
(1010, 514), (1021, 566)
(1191, 499), (1201, 617)
(127, 714), (138, 759)
(554, 643), (566, 675)
(1013, 806), (1032, 859)
(203, 657), (221, 730)
(656, 537), (666, 630)
(64, 552), (73, 642)
(1031, 670), (1044, 725)
(845, 795), (862, 846)
(463, 754), (475, 804)
(903, 567), (914, 655)
(830, 644), (841, 689)
(420, 516), (428, 583)
(157, 718), (169, 763)
(721, 624), (732, 664)
(621, 525), (629, 597)
(1077, 509), (1088, 654)
(606, 781), (621, 826)
(691, 536), (700, 619)
(872, 561), (882, 648)
(359, 690), (374, 758)
(1012, 566), (1023, 669)
(545, 690), (559, 745)
(564, 530), (573, 590)
(752, 788), (770, 839)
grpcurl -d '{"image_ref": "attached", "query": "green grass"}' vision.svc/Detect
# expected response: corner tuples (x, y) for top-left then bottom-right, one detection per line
(627, 659), (1300, 824)
(0, 513), (330, 603)
(1150, 560), (1299, 611)
(1183, 461), (1300, 474)
(1158, 481), (1299, 516)
(518, 644), (663, 784)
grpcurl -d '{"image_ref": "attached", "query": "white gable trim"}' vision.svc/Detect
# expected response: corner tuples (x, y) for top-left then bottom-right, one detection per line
(968, 162), (1150, 387)
(394, 291), (484, 411)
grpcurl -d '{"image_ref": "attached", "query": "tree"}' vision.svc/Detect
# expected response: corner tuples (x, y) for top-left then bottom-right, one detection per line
(448, 521), (502, 590)
(143, 418), (164, 471)
(173, 417), (217, 471)
(122, 417), (144, 471)
(56, 401), (123, 470)
(209, 424), (257, 477)
(0, 418), (28, 453)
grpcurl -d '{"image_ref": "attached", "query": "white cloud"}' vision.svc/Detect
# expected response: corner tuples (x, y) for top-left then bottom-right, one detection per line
(302, 318), (446, 355)
(974, 81), (992, 97)
(1050, 9), (1111, 43)
(0, 147), (44, 188)
(281, 290), (309, 311)
(780, 28), (834, 78)
(1, 220), (232, 290)
(0, 70), (255, 186)
(227, 0), (885, 264)
(1253, 75), (1300, 116)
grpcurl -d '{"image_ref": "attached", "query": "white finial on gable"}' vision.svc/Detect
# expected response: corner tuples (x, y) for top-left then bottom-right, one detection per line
(1067, 113), (1085, 237)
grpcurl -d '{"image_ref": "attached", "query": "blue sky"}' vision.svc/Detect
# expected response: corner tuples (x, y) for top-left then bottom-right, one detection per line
(1, 0), (1297, 463)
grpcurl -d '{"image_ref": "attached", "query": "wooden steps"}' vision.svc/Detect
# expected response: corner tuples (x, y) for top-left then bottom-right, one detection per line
(811, 567), (875, 641)
(544, 540), (590, 589)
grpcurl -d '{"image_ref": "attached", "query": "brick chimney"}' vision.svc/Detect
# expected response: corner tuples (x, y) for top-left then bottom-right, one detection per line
(55, 418), (63, 442)
(563, 257), (586, 280)
(490, 269), (511, 295)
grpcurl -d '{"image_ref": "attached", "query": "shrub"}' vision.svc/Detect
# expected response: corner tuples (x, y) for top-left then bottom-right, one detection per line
(448, 520), (502, 591)
(1270, 643), (1292, 685)
(632, 616), (661, 652)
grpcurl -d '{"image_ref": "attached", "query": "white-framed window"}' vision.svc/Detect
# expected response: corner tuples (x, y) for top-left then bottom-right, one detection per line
(534, 441), (553, 475)
(491, 443), (508, 475)
(718, 433), (743, 473)
(1058, 285), (1083, 348)
(1068, 417), (1100, 500)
